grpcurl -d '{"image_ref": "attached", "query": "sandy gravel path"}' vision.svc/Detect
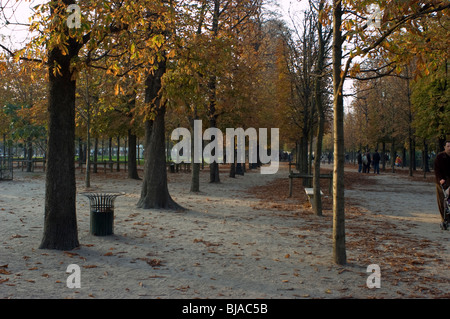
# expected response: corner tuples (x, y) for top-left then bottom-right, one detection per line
(1, 163), (448, 299)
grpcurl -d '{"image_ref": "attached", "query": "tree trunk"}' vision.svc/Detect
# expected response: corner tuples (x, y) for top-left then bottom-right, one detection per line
(407, 71), (414, 177)
(312, 0), (326, 217)
(332, 0), (346, 265)
(391, 139), (395, 173)
(78, 138), (83, 169)
(137, 58), (183, 210)
(229, 146), (236, 178)
(128, 129), (140, 179)
(109, 137), (113, 172)
(26, 137), (33, 172)
(116, 136), (120, 172)
(40, 13), (80, 250)
(295, 141), (300, 171)
(300, 136), (309, 186)
(138, 114), (182, 209)
(93, 137), (98, 173)
(101, 139), (104, 162)
(312, 119), (324, 216)
(408, 138), (413, 177)
(190, 117), (200, 192)
(2, 134), (6, 156)
(85, 108), (91, 188)
(191, 162), (200, 192)
(208, 79), (220, 184)
(208, 0), (221, 184)
(402, 147), (406, 169)
(423, 138), (429, 177)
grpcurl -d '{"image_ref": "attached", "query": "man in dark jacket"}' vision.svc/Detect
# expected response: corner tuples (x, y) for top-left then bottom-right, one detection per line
(372, 149), (381, 174)
(434, 140), (450, 230)
(357, 150), (362, 173)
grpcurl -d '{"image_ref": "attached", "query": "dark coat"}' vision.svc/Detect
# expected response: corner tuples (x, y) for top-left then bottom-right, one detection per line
(372, 152), (381, 164)
(357, 153), (362, 164)
(434, 151), (450, 187)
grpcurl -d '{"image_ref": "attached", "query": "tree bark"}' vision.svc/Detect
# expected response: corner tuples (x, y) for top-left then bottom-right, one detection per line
(108, 137), (113, 172)
(26, 137), (33, 172)
(138, 113), (182, 209)
(127, 129), (140, 180)
(423, 138), (429, 177)
(137, 58), (183, 210)
(207, 0), (221, 184)
(332, 0), (346, 265)
(78, 137), (83, 168)
(116, 135), (120, 172)
(391, 138), (395, 173)
(312, 0), (326, 217)
(406, 70), (414, 177)
(208, 77), (220, 183)
(190, 162), (201, 192)
(300, 136), (309, 186)
(190, 117), (200, 192)
(85, 106), (91, 188)
(2, 134), (6, 156)
(93, 137), (98, 174)
(229, 147), (236, 178)
(40, 9), (80, 249)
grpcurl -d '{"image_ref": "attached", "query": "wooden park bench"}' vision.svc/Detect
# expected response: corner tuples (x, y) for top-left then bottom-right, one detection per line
(95, 161), (120, 173)
(166, 161), (191, 173)
(14, 158), (46, 172)
(80, 160), (127, 173)
(304, 187), (324, 208)
(288, 172), (333, 197)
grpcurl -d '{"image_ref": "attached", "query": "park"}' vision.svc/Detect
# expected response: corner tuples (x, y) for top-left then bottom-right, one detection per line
(0, 0), (449, 300)
(0, 162), (449, 298)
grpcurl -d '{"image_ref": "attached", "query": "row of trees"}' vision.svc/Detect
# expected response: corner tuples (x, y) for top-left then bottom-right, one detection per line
(345, 61), (449, 177)
(263, 0), (448, 263)
(276, 0), (449, 264)
(1, 0), (448, 265)
(0, 0), (291, 250)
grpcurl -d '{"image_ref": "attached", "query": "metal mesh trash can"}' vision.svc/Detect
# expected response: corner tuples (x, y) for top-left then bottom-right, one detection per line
(81, 192), (123, 236)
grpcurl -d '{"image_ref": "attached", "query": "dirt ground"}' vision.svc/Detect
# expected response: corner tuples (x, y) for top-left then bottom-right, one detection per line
(0, 162), (448, 299)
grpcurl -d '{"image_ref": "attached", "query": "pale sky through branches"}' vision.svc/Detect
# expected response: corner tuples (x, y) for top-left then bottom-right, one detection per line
(1, 0), (354, 108)
(275, 0), (355, 109)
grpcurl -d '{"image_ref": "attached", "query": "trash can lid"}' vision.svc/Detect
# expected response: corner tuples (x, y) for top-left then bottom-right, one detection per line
(79, 192), (125, 197)
(80, 192), (125, 207)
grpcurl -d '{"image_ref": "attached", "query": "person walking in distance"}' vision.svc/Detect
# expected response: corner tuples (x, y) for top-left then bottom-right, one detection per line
(434, 141), (450, 230)
(372, 149), (381, 174)
(395, 155), (402, 167)
(364, 149), (371, 173)
(357, 150), (362, 173)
